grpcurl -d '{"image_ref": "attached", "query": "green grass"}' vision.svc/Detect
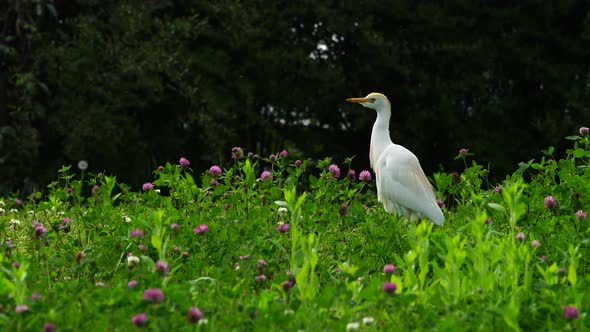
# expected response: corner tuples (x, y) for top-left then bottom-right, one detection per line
(2, 136), (590, 331)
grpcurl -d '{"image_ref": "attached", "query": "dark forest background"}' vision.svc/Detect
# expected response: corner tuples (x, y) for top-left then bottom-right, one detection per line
(1, 0), (590, 195)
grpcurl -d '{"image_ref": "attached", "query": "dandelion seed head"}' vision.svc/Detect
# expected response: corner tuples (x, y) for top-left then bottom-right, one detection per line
(77, 160), (88, 170)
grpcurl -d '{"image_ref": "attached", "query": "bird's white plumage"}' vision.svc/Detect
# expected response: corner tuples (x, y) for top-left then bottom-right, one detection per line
(374, 144), (444, 225)
(346, 92), (444, 225)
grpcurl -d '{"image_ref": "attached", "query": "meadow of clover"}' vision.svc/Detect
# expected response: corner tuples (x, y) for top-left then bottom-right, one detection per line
(2, 130), (590, 331)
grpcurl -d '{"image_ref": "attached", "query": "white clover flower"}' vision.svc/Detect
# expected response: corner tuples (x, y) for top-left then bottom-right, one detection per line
(362, 317), (375, 325)
(9, 208), (18, 213)
(28, 210), (35, 215)
(122, 215), (132, 223)
(58, 211), (66, 216)
(278, 207), (288, 214)
(198, 319), (208, 326)
(346, 322), (360, 331)
(127, 256), (140, 267)
(0, 208), (5, 214)
(0, 200), (5, 206)
(283, 309), (295, 316)
(9, 219), (21, 225)
(78, 160), (88, 171)
(155, 189), (161, 194)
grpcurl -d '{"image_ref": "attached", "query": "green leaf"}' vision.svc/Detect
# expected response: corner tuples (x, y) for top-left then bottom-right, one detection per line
(487, 203), (506, 213)
(151, 234), (162, 253)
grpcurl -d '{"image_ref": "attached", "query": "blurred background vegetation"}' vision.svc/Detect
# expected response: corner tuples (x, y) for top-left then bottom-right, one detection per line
(1, 0), (590, 195)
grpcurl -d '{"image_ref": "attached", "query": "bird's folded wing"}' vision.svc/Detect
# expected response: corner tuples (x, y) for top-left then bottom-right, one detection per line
(377, 151), (444, 225)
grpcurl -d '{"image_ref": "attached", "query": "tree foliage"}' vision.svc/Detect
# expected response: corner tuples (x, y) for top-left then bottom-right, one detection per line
(1, 0), (590, 194)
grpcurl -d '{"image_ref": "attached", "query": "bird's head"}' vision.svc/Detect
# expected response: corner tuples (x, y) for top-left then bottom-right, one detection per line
(346, 92), (390, 111)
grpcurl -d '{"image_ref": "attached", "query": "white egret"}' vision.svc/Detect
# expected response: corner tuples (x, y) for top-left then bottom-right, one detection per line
(346, 92), (444, 225)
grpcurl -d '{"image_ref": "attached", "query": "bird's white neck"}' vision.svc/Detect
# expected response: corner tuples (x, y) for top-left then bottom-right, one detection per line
(370, 105), (393, 168)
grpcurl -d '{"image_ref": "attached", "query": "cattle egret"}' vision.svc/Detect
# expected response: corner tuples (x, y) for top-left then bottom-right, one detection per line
(346, 92), (444, 225)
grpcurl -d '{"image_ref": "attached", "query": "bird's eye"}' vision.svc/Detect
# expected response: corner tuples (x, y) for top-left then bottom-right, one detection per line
(368, 98), (376, 103)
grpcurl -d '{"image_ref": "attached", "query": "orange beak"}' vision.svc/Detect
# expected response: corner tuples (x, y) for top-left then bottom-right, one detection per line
(346, 97), (371, 103)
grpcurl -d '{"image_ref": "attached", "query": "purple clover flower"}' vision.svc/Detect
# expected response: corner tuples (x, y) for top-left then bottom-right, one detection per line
(138, 244), (147, 251)
(34, 224), (47, 238)
(142, 288), (164, 303)
(269, 154), (276, 162)
(128, 280), (138, 288)
(179, 157), (190, 167)
(194, 224), (209, 234)
(295, 160), (302, 167)
(277, 223), (290, 233)
(383, 264), (396, 274)
(131, 313), (148, 327)
(231, 147), (244, 159)
(279, 150), (288, 157)
(171, 223), (180, 231)
(255, 274), (267, 281)
(92, 185), (99, 194)
(544, 195), (557, 209)
(155, 260), (170, 275)
(359, 170), (372, 182)
(209, 165), (222, 177)
(347, 169), (356, 181)
(531, 240), (540, 247)
(15, 305), (29, 314)
(260, 171), (272, 181)
(142, 182), (153, 191)
(516, 232), (525, 241)
(382, 282), (397, 294)
(210, 179), (218, 186)
(130, 228), (144, 239)
(43, 322), (56, 332)
(459, 148), (469, 156)
(186, 307), (203, 324)
(563, 305), (579, 319)
(282, 280), (293, 291)
(575, 210), (586, 221)
(580, 127), (589, 137)
(328, 164), (340, 178)
(494, 185), (502, 193)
